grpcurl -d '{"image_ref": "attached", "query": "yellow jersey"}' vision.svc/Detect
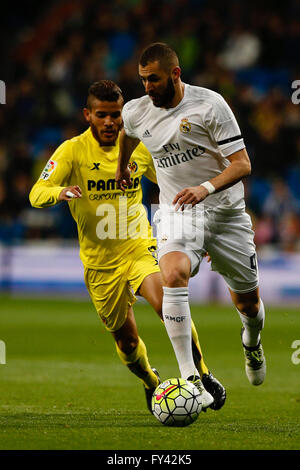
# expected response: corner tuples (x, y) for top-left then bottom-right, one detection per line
(29, 127), (158, 269)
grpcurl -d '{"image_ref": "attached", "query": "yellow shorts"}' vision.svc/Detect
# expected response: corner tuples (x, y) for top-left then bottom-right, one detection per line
(84, 249), (160, 332)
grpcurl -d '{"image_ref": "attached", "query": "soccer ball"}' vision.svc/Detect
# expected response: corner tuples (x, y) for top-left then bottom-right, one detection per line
(151, 378), (202, 427)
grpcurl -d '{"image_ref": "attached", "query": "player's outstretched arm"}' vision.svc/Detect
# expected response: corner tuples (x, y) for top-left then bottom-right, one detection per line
(116, 128), (140, 191)
(29, 181), (82, 208)
(173, 148), (251, 209)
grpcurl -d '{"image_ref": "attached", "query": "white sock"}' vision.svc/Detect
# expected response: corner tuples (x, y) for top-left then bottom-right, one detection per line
(237, 299), (265, 348)
(162, 286), (198, 380)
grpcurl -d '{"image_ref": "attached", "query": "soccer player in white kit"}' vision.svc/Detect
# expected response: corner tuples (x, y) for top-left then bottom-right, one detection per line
(116, 43), (266, 398)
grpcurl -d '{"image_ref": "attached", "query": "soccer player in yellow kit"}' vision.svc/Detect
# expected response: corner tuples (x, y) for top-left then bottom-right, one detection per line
(29, 80), (226, 412)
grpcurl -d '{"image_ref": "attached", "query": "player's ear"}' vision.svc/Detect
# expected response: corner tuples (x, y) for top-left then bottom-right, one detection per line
(83, 107), (91, 123)
(172, 66), (181, 83)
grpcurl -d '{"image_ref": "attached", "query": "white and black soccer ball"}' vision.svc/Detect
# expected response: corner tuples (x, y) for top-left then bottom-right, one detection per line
(151, 378), (202, 427)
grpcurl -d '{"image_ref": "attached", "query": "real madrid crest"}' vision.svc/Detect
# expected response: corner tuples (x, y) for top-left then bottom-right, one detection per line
(179, 118), (191, 133)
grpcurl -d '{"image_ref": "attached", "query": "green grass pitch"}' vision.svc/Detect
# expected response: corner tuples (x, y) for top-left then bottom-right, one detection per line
(0, 295), (299, 450)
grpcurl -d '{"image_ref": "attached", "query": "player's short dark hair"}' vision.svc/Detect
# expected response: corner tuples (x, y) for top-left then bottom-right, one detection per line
(87, 80), (123, 109)
(139, 43), (179, 72)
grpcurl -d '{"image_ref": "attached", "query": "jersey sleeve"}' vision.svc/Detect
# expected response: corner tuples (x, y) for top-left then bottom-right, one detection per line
(143, 158), (157, 184)
(206, 95), (245, 157)
(29, 140), (73, 208)
(132, 142), (157, 184)
(122, 101), (139, 139)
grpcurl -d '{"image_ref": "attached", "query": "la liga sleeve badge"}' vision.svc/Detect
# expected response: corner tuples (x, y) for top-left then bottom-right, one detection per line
(40, 159), (58, 180)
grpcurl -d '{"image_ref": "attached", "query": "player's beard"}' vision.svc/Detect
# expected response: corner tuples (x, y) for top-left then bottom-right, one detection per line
(90, 122), (118, 146)
(150, 77), (175, 108)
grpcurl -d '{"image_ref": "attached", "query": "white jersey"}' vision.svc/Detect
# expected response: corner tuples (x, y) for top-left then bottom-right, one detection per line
(122, 83), (246, 211)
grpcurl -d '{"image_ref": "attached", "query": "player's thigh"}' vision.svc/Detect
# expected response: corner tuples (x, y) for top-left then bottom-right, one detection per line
(207, 211), (259, 294)
(138, 271), (163, 318)
(84, 267), (135, 332)
(128, 246), (160, 295)
(154, 206), (204, 281)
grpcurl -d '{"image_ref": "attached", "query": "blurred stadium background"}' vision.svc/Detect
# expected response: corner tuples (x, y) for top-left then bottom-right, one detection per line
(1, 0), (300, 304)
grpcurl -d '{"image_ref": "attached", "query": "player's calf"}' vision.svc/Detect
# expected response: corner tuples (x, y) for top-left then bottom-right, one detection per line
(237, 299), (265, 349)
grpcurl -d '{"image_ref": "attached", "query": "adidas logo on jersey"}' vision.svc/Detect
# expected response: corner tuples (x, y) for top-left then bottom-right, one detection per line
(142, 129), (152, 138)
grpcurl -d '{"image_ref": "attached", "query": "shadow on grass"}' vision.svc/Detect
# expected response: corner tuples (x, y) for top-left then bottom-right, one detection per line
(2, 411), (299, 435)
(0, 411), (163, 429)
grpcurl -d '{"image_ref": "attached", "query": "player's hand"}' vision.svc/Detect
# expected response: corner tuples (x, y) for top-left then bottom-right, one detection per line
(204, 251), (212, 263)
(173, 185), (209, 210)
(59, 186), (82, 201)
(115, 166), (132, 192)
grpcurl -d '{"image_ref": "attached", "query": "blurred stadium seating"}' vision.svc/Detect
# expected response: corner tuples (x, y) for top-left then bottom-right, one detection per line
(1, 0), (300, 301)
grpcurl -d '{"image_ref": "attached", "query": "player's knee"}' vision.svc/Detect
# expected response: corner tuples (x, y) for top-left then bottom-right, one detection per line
(163, 268), (189, 288)
(236, 300), (260, 317)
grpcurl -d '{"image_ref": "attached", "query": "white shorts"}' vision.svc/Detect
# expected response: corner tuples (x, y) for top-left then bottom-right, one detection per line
(154, 205), (259, 294)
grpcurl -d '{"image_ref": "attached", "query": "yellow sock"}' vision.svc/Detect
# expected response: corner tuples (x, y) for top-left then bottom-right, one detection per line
(115, 337), (159, 389)
(191, 320), (209, 377)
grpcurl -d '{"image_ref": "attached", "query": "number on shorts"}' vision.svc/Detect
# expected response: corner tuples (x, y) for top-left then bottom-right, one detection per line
(250, 254), (257, 270)
(148, 245), (158, 265)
